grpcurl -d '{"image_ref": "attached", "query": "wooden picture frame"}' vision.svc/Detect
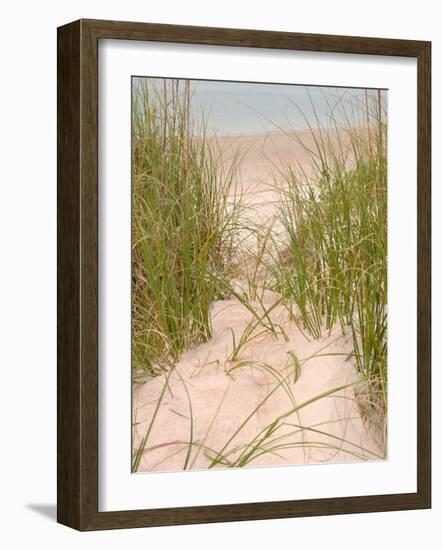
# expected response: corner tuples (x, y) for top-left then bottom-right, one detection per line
(57, 18), (431, 531)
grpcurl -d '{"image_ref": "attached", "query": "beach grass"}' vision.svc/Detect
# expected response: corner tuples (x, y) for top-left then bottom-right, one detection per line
(132, 79), (240, 377)
(269, 90), (388, 433)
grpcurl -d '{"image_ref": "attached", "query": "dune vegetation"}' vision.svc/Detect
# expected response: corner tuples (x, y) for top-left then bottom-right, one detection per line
(132, 79), (241, 376)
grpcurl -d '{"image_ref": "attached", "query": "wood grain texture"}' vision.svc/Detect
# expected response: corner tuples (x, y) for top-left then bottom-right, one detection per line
(57, 19), (431, 531)
(57, 20), (81, 529)
(83, 18), (428, 56)
(416, 41), (431, 506)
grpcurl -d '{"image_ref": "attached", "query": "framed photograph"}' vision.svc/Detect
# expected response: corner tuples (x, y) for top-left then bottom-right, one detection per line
(57, 19), (431, 530)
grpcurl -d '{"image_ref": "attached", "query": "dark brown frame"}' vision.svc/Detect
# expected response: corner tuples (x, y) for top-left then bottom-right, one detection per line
(57, 18), (431, 531)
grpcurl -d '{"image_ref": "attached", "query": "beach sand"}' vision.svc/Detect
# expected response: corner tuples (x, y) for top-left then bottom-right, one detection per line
(132, 130), (384, 473)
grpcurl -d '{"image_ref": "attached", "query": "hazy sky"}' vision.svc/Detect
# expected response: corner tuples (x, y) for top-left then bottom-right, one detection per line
(133, 77), (387, 136)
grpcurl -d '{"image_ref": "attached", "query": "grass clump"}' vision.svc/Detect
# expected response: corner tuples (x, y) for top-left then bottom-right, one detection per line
(132, 79), (239, 376)
(271, 89), (387, 435)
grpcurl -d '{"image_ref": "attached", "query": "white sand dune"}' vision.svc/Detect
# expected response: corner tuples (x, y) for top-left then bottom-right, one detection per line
(133, 295), (382, 472)
(133, 130), (385, 473)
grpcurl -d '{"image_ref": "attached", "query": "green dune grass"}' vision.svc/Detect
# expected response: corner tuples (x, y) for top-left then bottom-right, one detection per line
(132, 79), (240, 377)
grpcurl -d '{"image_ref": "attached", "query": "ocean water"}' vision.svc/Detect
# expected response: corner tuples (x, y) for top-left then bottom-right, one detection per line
(133, 77), (387, 136)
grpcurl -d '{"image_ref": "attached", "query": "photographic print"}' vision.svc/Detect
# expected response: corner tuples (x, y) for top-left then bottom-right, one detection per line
(131, 77), (388, 473)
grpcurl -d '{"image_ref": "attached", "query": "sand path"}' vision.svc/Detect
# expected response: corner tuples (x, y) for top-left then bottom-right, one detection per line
(133, 131), (384, 473)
